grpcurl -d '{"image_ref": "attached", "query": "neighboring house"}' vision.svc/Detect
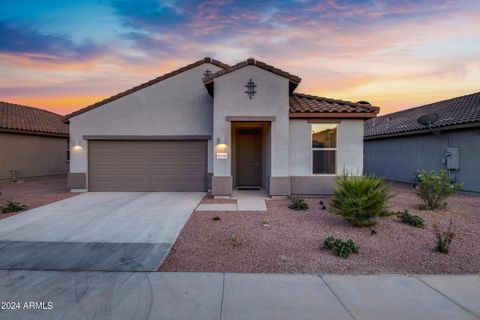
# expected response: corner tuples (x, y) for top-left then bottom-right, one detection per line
(0, 101), (69, 180)
(364, 92), (480, 193)
(64, 57), (378, 196)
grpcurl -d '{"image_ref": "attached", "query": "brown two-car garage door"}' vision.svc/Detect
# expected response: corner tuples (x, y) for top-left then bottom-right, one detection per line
(88, 140), (207, 191)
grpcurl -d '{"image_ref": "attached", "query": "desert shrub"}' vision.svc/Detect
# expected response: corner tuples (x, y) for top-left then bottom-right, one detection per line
(397, 210), (425, 228)
(433, 220), (455, 254)
(416, 170), (462, 210)
(322, 236), (359, 258)
(1, 201), (26, 213)
(288, 197), (309, 210)
(212, 216), (221, 221)
(330, 175), (391, 227)
(228, 233), (242, 247)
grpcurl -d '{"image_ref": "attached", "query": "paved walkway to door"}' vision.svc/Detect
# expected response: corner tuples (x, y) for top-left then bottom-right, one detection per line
(0, 192), (204, 271)
(196, 189), (268, 211)
(0, 271), (478, 320)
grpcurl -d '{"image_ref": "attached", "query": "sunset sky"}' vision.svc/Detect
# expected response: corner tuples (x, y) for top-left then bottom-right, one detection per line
(1, 0), (479, 115)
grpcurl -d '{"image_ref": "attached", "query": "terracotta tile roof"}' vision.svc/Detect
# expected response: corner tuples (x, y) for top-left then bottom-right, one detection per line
(63, 57), (229, 122)
(203, 58), (301, 95)
(364, 92), (480, 138)
(290, 93), (380, 114)
(0, 101), (68, 137)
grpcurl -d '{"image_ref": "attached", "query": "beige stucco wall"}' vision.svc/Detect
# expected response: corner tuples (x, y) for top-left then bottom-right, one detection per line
(289, 119), (364, 194)
(68, 60), (367, 195)
(0, 132), (68, 179)
(212, 65), (290, 178)
(289, 119), (364, 176)
(69, 63), (223, 186)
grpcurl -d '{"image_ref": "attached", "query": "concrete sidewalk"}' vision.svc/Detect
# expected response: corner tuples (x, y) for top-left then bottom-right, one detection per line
(0, 271), (479, 320)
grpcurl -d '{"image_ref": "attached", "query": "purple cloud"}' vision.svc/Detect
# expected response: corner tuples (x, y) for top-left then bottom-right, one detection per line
(0, 22), (107, 61)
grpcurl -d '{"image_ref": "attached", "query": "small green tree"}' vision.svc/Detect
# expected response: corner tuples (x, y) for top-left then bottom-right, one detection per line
(330, 175), (392, 227)
(416, 170), (462, 210)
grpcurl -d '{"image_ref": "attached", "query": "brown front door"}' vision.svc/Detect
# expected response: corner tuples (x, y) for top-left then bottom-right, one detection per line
(237, 129), (261, 186)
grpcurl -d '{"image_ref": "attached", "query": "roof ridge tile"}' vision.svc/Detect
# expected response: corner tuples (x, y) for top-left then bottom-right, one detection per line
(203, 58), (301, 84)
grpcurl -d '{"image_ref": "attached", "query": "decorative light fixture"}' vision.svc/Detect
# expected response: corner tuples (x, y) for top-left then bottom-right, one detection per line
(245, 78), (257, 99)
(216, 136), (228, 159)
(203, 69), (212, 77)
(72, 140), (83, 150)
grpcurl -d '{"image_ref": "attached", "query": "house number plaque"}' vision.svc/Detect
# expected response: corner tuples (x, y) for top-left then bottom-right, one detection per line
(216, 153), (228, 160)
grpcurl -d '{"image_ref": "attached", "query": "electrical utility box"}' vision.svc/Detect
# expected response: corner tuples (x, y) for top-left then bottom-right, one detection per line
(446, 147), (460, 170)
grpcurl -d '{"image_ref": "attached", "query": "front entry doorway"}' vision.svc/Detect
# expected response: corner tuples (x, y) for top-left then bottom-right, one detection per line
(236, 128), (262, 187)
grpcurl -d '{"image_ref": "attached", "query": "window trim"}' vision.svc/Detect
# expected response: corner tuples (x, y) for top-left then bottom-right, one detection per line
(311, 123), (337, 176)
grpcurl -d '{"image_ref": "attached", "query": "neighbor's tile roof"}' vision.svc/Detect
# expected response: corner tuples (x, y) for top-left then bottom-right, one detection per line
(64, 57), (229, 122)
(0, 101), (69, 136)
(203, 58), (302, 85)
(364, 92), (480, 138)
(290, 93), (380, 114)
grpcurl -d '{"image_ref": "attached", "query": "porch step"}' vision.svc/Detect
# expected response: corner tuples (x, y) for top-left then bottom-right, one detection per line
(196, 204), (238, 211)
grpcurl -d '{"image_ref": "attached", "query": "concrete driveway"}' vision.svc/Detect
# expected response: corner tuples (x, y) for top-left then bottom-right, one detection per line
(0, 192), (204, 271)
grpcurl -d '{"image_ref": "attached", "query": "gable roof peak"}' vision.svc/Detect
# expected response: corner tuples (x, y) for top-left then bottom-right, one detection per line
(64, 57), (229, 122)
(203, 58), (302, 96)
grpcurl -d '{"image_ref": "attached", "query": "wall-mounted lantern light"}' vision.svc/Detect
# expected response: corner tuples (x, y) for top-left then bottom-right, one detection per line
(216, 136), (228, 159)
(72, 140), (83, 151)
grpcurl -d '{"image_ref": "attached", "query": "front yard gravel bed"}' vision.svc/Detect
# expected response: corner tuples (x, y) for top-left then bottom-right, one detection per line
(160, 183), (480, 274)
(0, 175), (75, 220)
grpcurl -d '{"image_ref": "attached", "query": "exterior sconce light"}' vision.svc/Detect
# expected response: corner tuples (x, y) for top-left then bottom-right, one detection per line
(72, 140), (83, 151)
(216, 136), (228, 159)
(217, 136), (225, 145)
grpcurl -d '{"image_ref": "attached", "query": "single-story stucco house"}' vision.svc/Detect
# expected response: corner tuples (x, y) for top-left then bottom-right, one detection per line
(0, 101), (69, 180)
(364, 92), (480, 193)
(64, 58), (379, 196)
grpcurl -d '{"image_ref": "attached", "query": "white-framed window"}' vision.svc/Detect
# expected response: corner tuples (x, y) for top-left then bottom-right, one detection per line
(312, 123), (337, 174)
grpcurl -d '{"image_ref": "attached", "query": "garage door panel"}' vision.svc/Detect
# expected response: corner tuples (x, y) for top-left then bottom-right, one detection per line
(89, 140), (207, 191)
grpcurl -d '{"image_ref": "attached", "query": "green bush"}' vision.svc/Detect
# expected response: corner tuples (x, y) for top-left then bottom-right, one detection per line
(1, 201), (26, 213)
(228, 233), (242, 247)
(322, 236), (359, 258)
(434, 220), (455, 254)
(288, 197), (309, 210)
(330, 175), (391, 227)
(397, 210), (425, 228)
(416, 170), (462, 210)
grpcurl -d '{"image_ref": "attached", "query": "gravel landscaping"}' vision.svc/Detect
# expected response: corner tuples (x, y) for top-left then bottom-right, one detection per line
(160, 182), (480, 274)
(0, 175), (75, 220)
